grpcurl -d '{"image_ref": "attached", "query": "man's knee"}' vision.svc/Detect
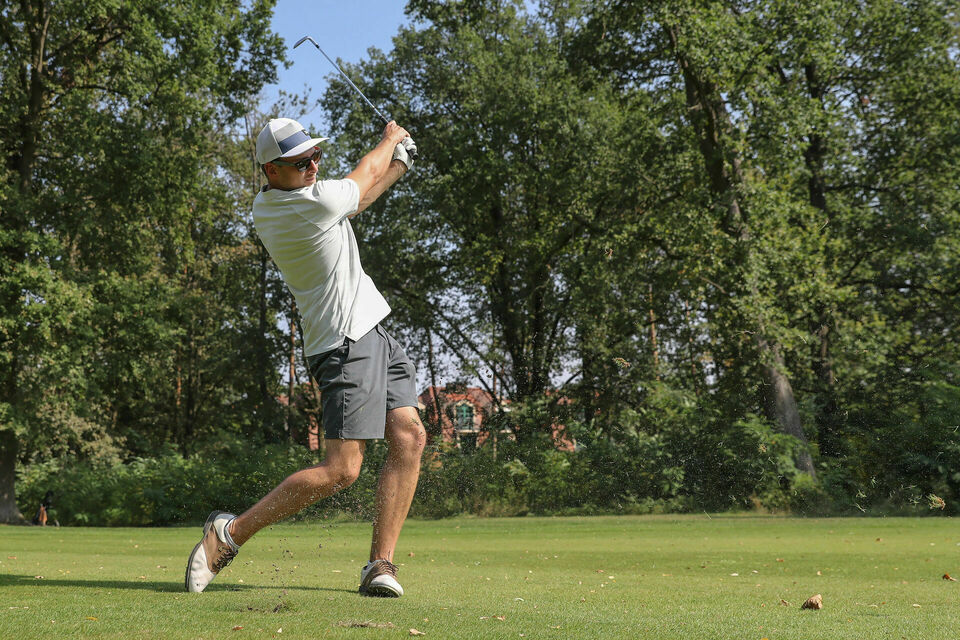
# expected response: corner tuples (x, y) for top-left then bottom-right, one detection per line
(323, 444), (365, 488)
(336, 464), (362, 488)
(389, 414), (427, 454)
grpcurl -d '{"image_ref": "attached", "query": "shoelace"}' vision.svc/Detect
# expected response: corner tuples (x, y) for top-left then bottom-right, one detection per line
(212, 544), (237, 573)
(375, 560), (398, 577)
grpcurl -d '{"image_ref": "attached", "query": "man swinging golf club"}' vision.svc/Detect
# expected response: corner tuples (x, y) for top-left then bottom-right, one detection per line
(184, 117), (425, 597)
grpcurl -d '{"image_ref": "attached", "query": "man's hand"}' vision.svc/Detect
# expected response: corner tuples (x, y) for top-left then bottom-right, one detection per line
(382, 121), (410, 146)
(393, 137), (416, 171)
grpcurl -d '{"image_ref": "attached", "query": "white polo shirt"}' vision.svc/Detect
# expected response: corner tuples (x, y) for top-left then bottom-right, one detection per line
(253, 178), (390, 357)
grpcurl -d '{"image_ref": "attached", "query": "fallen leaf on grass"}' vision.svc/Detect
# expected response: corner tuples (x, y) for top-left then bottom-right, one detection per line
(943, 573), (957, 582)
(801, 594), (823, 610)
(337, 621), (395, 629)
(409, 629), (425, 636)
(85, 617), (98, 621)
(913, 604), (921, 608)
(779, 599), (790, 607)
(232, 626), (243, 631)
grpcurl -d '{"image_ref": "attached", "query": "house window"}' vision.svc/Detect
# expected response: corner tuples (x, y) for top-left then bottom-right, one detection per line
(456, 403), (474, 431)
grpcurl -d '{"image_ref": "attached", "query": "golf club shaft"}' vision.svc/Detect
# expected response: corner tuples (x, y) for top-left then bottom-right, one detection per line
(294, 36), (390, 126)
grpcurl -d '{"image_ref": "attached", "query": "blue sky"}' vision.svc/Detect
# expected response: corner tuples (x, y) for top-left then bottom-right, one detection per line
(264, 0), (413, 132)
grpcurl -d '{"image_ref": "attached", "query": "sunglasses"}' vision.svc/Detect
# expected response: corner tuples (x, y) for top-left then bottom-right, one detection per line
(271, 148), (323, 172)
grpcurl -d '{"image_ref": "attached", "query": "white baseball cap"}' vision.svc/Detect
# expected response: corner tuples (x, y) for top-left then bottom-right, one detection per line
(256, 118), (328, 164)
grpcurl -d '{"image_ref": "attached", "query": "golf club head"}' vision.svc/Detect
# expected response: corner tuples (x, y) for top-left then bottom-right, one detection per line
(293, 36), (319, 49)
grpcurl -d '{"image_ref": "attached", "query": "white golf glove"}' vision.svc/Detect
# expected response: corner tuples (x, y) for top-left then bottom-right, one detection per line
(401, 135), (418, 158)
(393, 139), (415, 170)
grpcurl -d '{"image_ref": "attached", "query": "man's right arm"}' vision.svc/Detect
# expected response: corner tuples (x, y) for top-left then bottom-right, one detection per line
(345, 121), (409, 206)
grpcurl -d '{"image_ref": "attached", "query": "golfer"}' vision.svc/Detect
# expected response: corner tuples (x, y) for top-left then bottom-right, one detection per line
(185, 118), (426, 597)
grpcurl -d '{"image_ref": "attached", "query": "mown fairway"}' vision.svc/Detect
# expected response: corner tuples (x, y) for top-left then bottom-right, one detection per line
(1, 515), (958, 639)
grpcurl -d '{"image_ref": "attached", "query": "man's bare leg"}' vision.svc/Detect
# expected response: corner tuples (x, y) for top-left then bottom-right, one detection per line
(369, 406), (427, 562)
(229, 439), (366, 547)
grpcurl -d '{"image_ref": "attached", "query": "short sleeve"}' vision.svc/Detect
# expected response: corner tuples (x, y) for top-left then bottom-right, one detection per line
(296, 178), (360, 227)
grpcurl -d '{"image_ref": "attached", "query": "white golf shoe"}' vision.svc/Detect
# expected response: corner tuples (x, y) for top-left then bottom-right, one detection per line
(359, 559), (403, 597)
(185, 511), (239, 592)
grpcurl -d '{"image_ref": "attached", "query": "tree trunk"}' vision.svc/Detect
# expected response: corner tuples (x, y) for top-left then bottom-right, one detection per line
(668, 25), (815, 476)
(426, 330), (444, 439)
(257, 242), (270, 411)
(801, 61), (843, 459)
(0, 429), (25, 523)
(16, 1), (50, 191)
(287, 309), (296, 439)
(648, 283), (660, 379)
(759, 339), (816, 475)
(683, 298), (701, 394)
(814, 319), (842, 457)
(296, 321), (325, 454)
(0, 2), (50, 525)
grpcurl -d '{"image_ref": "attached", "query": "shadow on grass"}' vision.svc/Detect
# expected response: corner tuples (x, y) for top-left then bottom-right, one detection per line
(0, 574), (354, 594)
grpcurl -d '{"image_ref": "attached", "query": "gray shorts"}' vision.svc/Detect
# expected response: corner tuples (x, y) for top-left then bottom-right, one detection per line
(307, 324), (418, 440)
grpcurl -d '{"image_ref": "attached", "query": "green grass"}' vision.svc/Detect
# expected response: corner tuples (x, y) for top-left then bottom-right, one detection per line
(1, 515), (958, 639)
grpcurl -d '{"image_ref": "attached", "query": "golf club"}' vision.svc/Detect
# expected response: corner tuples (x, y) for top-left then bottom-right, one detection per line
(294, 36), (416, 159)
(294, 35), (391, 127)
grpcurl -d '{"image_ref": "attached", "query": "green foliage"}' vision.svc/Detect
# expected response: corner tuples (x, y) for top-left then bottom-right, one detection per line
(17, 437), (320, 526)
(17, 380), (958, 524)
(6, 0), (960, 520)
(0, 1), (292, 520)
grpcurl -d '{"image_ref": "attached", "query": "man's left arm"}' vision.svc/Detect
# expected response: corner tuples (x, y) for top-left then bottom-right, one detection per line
(354, 138), (416, 215)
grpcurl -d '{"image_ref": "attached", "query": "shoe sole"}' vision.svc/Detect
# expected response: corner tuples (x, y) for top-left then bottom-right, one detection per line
(358, 585), (402, 597)
(184, 511), (225, 592)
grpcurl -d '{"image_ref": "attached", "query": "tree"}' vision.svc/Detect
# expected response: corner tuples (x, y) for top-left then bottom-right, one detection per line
(572, 0), (960, 484)
(323, 1), (643, 427)
(0, 0), (284, 522)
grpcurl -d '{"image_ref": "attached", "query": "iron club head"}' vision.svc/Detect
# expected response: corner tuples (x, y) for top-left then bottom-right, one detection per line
(293, 36), (319, 49)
